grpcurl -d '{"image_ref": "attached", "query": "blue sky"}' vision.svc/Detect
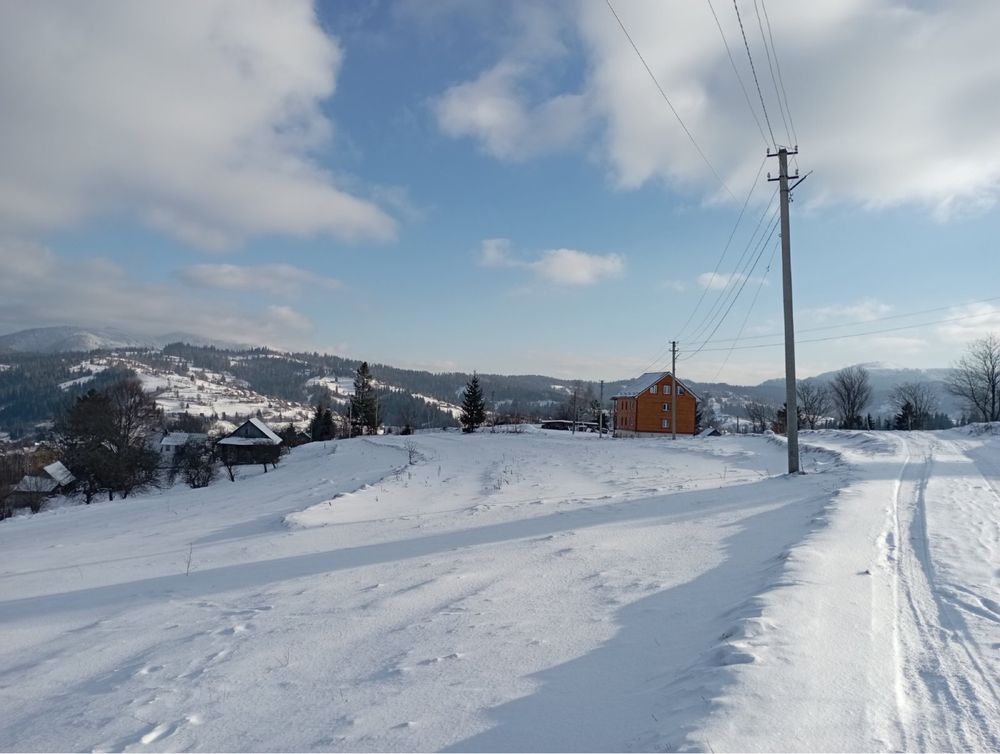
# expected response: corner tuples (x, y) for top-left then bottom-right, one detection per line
(1, 0), (998, 384)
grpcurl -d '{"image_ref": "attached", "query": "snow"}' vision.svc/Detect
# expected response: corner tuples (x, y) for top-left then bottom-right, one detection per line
(1, 429), (998, 751)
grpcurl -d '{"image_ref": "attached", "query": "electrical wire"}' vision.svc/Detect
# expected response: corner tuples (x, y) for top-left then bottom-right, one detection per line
(675, 156), (768, 344)
(709, 237), (780, 380)
(681, 308), (1000, 354)
(705, 0), (769, 149)
(752, 0), (792, 148)
(606, 0), (737, 201)
(682, 215), (780, 361)
(759, 0), (798, 147)
(683, 195), (778, 345)
(732, 0), (776, 148)
(686, 293), (1000, 346)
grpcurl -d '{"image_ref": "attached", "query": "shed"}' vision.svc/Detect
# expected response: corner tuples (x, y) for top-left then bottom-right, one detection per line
(215, 418), (282, 467)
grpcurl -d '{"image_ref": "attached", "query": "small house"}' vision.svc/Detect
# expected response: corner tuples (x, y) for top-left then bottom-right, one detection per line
(11, 461), (76, 511)
(612, 372), (699, 437)
(159, 432), (208, 465)
(215, 418), (282, 467)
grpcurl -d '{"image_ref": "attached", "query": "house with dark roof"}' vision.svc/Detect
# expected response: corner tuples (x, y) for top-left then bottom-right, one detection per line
(611, 372), (699, 437)
(215, 418), (282, 467)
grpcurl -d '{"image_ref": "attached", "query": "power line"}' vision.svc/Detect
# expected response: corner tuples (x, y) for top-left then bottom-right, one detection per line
(752, 0), (792, 148)
(682, 214), (780, 361)
(684, 195), (778, 345)
(709, 237), (780, 380)
(675, 156), (768, 344)
(705, 0), (769, 149)
(682, 308), (1000, 354)
(759, 0), (798, 146)
(605, 0), (737, 201)
(732, 0), (776, 148)
(687, 293), (1000, 345)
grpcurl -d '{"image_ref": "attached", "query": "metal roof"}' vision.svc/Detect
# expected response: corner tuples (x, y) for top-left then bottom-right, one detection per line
(610, 371), (701, 400)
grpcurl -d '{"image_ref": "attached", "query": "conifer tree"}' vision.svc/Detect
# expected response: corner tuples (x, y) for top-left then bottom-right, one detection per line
(460, 373), (487, 433)
(351, 362), (378, 436)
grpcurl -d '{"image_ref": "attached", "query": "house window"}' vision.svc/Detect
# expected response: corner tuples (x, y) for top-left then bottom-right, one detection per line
(663, 385), (672, 395)
(650, 384), (657, 394)
(677, 386), (685, 395)
(662, 418), (671, 429)
(662, 403), (671, 411)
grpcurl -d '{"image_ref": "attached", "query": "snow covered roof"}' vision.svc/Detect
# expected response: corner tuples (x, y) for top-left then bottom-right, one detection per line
(160, 432), (208, 447)
(611, 372), (701, 400)
(43, 461), (75, 486)
(216, 418), (282, 446)
(14, 475), (59, 493)
(247, 417), (282, 443)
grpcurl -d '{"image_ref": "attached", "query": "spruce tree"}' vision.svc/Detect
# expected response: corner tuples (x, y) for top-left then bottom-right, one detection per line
(460, 373), (487, 433)
(351, 362), (378, 436)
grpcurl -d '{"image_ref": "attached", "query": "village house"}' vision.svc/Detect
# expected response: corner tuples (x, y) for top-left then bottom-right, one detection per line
(159, 431), (209, 466)
(612, 372), (699, 437)
(215, 418), (282, 467)
(11, 461), (76, 512)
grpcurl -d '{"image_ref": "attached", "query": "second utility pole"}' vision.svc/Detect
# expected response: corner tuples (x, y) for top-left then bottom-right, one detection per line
(769, 146), (800, 474)
(671, 340), (677, 441)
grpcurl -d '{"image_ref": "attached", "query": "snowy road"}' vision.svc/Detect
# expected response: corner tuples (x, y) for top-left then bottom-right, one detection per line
(692, 428), (1000, 752)
(1, 428), (998, 751)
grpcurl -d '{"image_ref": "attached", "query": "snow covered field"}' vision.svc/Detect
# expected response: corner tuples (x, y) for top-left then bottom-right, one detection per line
(1, 428), (998, 751)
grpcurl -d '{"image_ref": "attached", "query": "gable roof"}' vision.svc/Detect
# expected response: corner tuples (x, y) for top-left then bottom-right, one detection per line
(247, 417), (282, 443)
(216, 418), (282, 446)
(611, 371), (701, 401)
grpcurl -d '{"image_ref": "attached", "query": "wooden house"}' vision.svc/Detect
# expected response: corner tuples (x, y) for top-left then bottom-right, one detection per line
(11, 461), (76, 512)
(215, 418), (282, 466)
(612, 372), (699, 437)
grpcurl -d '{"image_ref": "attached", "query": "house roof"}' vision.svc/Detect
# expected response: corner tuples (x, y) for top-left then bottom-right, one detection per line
(160, 432), (208, 447)
(43, 461), (75, 486)
(14, 475), (59, 493)
(216, 418), (282, 446)
(611, 371), (701, 401)
(247, 417), (282, 443)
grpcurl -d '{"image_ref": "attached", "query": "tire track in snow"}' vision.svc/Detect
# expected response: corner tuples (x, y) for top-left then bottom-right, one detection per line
(891, 433), (1000, 752)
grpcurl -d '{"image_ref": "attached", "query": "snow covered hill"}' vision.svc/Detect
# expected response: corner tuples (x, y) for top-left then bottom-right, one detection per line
(2, 427), (998, 751)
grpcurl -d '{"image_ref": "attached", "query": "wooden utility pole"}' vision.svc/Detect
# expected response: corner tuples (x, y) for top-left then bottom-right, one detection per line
(671, 340), (678, 440)
(768, 146), (800, 474)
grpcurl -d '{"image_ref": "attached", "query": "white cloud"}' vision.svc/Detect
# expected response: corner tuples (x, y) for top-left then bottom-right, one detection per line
(0, 1), (395, 249)
(0, 241), (314, 348)
(477, 239), (623, 287)
(479, 238), (515, 267)
(531, 248), (624, 286)
(697, 271), (768, 290)
(661, 279), (688, 293)
(433, 1), (1000, 217)
(805, 298), (893, 323)
(934, 303), (1000, 342)
(180, 264), (341, 296)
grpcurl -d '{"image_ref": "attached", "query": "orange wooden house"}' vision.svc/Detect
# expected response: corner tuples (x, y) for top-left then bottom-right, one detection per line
(612, 372), (699, 437)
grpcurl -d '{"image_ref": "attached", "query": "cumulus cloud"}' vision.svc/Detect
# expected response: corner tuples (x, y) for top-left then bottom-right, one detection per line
(934, 303), (1000, 342)
(0, 241), (313, 348)
(477, 239), (623, 287)
(433, 1), (1000, 217)
(0, 1), (395, 249)
(180, 264), (341, 296)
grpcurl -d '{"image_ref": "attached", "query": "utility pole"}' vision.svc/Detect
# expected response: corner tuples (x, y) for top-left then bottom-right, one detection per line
(671, 340), (678, 440)
(768, 146), (800, 474)
(599, 380), (604, 438)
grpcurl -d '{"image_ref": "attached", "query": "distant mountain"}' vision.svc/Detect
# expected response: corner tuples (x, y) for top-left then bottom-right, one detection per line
(0, 326), (244, 353)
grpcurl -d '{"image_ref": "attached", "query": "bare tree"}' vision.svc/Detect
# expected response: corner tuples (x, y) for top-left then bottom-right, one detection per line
(889, 382), (939, 430)
(831, 366), (872, 429)
(743, 400), (775, 433)
(946, 334), (1000, 422)
(797, 380), (832, 429)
